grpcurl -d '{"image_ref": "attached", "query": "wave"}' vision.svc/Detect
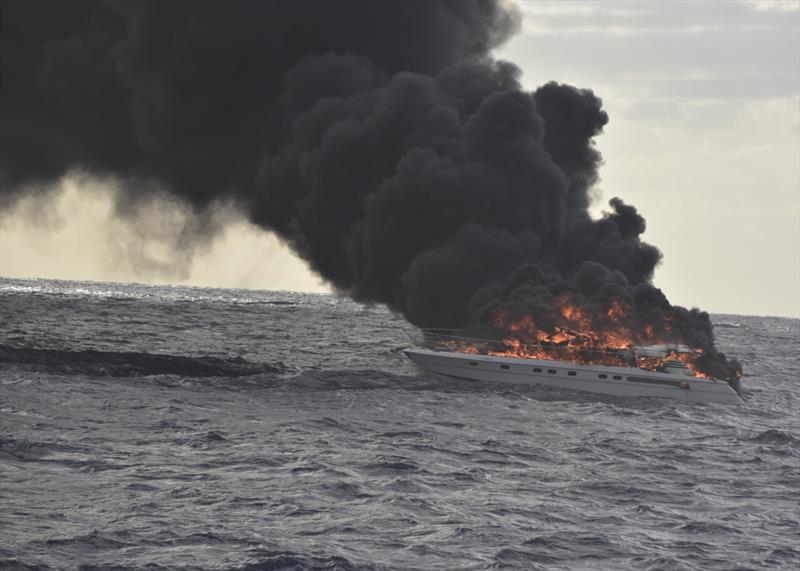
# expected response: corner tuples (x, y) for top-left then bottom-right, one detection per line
(0, 436), (52, 462)
(0, 558), (52, 570)
(0, 344), (286, 378)
(40, 531), (132, 550)
(750, 429), (800, 446)
(227, 551), (368, 571)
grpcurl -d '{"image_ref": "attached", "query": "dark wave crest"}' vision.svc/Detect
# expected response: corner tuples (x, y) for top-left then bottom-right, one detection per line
(0, 344), (285, 377)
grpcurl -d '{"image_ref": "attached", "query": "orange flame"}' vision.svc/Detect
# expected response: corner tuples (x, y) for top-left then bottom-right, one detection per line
(452, 293), (718, 379)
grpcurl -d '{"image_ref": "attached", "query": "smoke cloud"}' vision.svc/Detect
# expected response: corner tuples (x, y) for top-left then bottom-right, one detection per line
(0, 0), (740, 379)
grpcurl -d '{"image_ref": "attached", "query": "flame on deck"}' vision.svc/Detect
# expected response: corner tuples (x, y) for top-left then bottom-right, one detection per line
(443, 337), (709, 378)
(439, 294), (729, 379)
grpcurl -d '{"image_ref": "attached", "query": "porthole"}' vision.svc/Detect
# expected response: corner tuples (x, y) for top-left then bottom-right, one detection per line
(613, 375), (622, 380)
(533, 367), (542, 373)
(598, 373), (607, 379)
(500, 364), (510, 370)
(567, 371), (577, 376)
(469, 362), (479, 367)
(548, 369), (557, 374)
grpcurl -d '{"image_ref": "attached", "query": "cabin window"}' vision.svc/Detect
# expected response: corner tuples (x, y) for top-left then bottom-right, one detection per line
(568, 371), (577, 376)
(533, 367), (542, 373)
(500, 364), (510, 370)
(548, 369), (557, 374)
(469, 362), (479, 367)
(627, 375), (686, 388)
(613, 375), (622, 380)
(598, 373), (607, 379)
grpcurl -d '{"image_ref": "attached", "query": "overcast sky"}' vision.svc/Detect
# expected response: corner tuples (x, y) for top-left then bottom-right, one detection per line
(1, 0), (798, 317)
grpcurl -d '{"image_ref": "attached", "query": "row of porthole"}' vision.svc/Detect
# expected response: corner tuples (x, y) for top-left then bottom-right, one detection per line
(531, 367), (581, 377)
(469, 362), (688, 390)
(530, 366), (622, 380)
(471, 361), (625, 381)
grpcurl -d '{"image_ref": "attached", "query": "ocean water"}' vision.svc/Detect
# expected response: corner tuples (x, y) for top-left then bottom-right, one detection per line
(1, 277), (798, 571)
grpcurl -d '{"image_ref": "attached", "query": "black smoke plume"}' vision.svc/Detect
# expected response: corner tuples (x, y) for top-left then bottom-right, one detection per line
(0, 0), (741, 379)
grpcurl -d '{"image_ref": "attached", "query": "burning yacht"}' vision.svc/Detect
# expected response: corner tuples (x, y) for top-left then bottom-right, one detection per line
(404, 330), (742, 404)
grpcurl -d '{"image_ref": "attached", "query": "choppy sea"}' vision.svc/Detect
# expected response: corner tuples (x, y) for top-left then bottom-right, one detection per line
(1, 277), (798, 570)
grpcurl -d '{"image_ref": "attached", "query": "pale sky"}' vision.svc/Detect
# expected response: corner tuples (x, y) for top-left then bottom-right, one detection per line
(1, 0), (798, 317)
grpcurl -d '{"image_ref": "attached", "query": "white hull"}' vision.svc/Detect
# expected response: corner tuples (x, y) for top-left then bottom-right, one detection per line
(403, 348), (740, 404)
